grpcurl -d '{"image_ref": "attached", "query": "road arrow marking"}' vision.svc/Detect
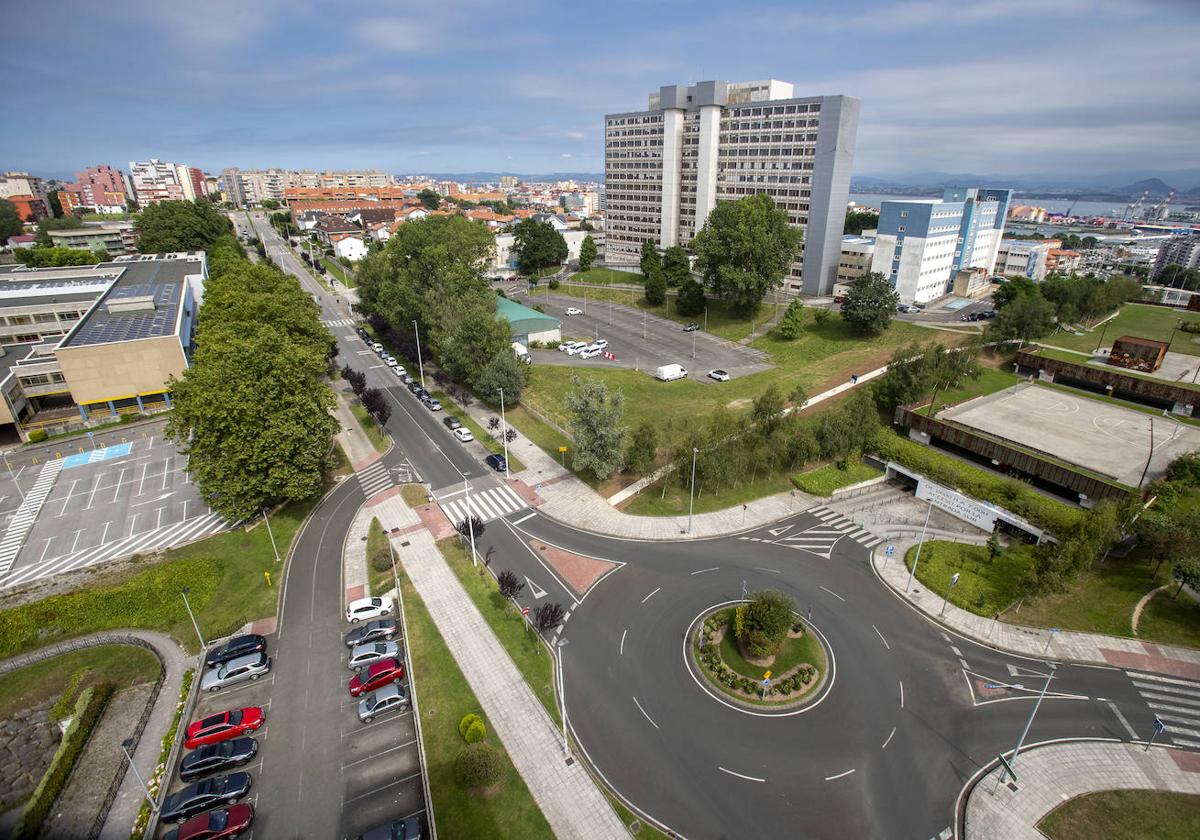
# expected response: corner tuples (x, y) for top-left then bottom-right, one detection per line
(525, 576), (547, 600)
(767, 525), (793, 537)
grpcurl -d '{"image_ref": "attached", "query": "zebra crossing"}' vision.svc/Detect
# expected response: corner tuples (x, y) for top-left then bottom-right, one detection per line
(0, 511), (228, 590)
(738, 505), (883, 559)
(439, 484), (526, 526)
(323, 317), (355, 328)
(358, 460), (395, 498)
(0, 459), (64, 576)
(1127, 670), (1200, 750)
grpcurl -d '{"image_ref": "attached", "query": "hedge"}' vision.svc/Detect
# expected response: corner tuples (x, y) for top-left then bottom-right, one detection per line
(49, 666), (92, 723)
(13, 682), (114, 839)
(870, 428), (1085, 535)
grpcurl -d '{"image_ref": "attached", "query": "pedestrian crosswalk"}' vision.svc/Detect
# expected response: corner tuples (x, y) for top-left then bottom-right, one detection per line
(358, 460), (395, 498)
(1127, 670), (1200, 750)
(737, 505), (883, 559)
(439, 484), (526, 526)
(0, 459), (63, 576)
(0, 511), (228, 591)
(323, 317), (355, 328)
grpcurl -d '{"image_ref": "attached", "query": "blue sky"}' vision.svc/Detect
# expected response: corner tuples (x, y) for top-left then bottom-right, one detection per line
(2, 0), (1198, 183)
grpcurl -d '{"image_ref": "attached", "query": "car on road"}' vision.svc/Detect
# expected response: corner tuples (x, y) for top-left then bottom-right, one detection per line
(682, 322), (699, 332)
(348, 640), (401, 671)
(160, 773), (252, 825)
(421, 394), (442, 411)
(358, 815), (425, 840)
(708, 369), (730, 382)
(346, 596), (394, 624)
(564, 341), (588, 356)
(453, 427), (474, 443)
(485, 453), (507, 473)
(442, 416), (462, 430)
(180, 738), (258, 782)
(400, 373), (414, 385)
(185, 708), (265, 750)
(407, 381), (423, 394)
(655, 364), (688, 382)
(578, 345), (602, 359)
(348, 658), (406, 697)
(344, 619), (398, 648)
(204, 635), (266, 669)
(896, 304), (919, 314)
(357, 683), (410, 723)
(201, 653), (271, 693)
(393, 366), (406, 378)
(161, 804), (254, 840)
(565, 307), (582, 316)
(371, 342), (383, 353)
(980, 309), (997, 319)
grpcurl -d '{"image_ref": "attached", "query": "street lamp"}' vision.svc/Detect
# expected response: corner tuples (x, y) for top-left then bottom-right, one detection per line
(557, 639), (570, 759)
(499, 388), (510, 480)
(905, 499), (934, 593)
(181, 587), (205, 650)
(687, 447), (699, 534)
(940, 572), (960, 616)
(3, 450), (25, 504)
(463, 477), (477, 567)
(121, 738), (156, 812)
(992, 665), (1055, 793)
(262, 507), (280, 563)
(412, 320), (425, 390)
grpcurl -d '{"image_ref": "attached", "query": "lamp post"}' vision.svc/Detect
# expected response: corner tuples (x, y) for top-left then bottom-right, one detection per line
(262, 507), (280, 563)
(905, 499), (934, 593)
(412, 320), (425, 390)
(557, 639), (570, 759)
(181, 587), (205, 650)
(499, 388), (510, 480)
(940, 572), (960, 616)
(691, 329), (697, 360)
(464, 477), (477, 567)
(121, 738), (155, 812)
(687, 447), (699, 534)
(3, 450), (25, 504)
(993, 665), (1055, 793)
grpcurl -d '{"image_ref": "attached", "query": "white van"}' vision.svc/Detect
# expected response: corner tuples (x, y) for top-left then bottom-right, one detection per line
(655, 364), (688, 381)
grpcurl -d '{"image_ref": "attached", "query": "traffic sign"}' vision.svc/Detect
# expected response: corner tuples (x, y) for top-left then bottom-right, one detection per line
(521, 606), (530, 616)
(763, 670), (772, 680)
(885, 545), (895, 556)
(86, 431), (94, 438)
(558, 446), (567, 453)
(1154, 717), (1165, 733)
(762, 678), (770, 687)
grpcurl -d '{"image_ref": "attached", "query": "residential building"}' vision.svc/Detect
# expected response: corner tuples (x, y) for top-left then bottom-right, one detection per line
(5, 234), (35, 251)
(1152, 234), (1200, 280)
(1046, 249), (1082, 275)
(313, 216), (361, 246)
(46, 224), (137, 255)
(176, 165), (208, 201)
(869, 187), (1012, 305)
(996, 238), (1061, 282)
(283, 186), (413, 203)
(0, 172), (47, 201)
(333, 236), (368, 262)
(62, 164), (130, 214)
(604, 79), (859, 296)
(5, 195), (48, 223)
(499, 175), (518, 189)
(128, 160), (187, 205)
(835, 234), (876, 287)
(289, 199), (411, 220)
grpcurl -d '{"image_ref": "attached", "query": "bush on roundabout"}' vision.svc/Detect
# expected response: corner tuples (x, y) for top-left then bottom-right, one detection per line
(734, 590), (795, 659)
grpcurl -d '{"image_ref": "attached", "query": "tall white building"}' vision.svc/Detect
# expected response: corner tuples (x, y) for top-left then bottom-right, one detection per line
(128, 160), (186, 205)
(604, 79), (859, 295)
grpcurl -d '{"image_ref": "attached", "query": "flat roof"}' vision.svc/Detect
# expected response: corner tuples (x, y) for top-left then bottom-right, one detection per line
(61, 255), (201, 348)
(495, 295), (560, 327)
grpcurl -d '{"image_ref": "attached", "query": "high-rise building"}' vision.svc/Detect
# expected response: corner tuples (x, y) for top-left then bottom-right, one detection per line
(870, 187), (1012, 305)
(1152, 234), (1200, 280)
(499, 175), (518, 190)
(0, 172), (47, 201)
(175, 164), (208, 201)
(63, 164), (130, 214)
(604, 79), (859, 295)
(128, 160), (187, 206)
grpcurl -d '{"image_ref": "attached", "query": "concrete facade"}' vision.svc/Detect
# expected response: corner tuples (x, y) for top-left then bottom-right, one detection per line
(1153, 233), (1200, 280)
(996, 238), (1059, 282)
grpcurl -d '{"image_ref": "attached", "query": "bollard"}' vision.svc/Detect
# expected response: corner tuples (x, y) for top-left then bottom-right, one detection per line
(264, 571), (272, 587)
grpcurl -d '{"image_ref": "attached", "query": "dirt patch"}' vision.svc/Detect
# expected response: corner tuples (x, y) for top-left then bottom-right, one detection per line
(726, 398), (752, 410)
(0, 700), (59, 811)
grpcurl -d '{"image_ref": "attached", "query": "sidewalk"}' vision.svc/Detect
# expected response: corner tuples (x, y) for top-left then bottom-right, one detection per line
(963, 741), (1200, 839)
(392, 529), (628, 840)
(333, 388), (387, 470)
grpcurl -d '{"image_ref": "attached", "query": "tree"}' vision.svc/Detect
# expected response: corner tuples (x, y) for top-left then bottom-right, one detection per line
(259, 198), (280, 210)
(987, 293), (1056, 343)
(534, 602), (565, 633)
(578, 234), (597, 271)
(734, 590), (795, 658)
(135, 199), (232, 253)
(752, 384), (785, 435)
(844, 209), (879, 235)
(676, 278), (707, 317)
(438, 296), (513, 392)
(474, 349), (528, 405)
(497, 570), (525, 599)
(841, 272), (898, 336)
(662, 245), (690, 288)
(0, 199), (22, 238)
(986, 532), (1002, 562)
(455, 743), (502, 789)
(565, 376), (627, 479)
(360, 387), (392, 426)
(644, 262), (667, 306)
(1172, 557), (1200, 598)
(690, 194), (803, 315)
(456, 514), (485, 540)
(776, 299), (805, 339)
(13, 247), (109, 267)
(624, 422), (658, 475)
(512, 218), (567, 276)
(991, 276), (1038, 309)
(417, 188), (441, 211)
(46, 190), (63, 218)
(639, 240), (661, 279)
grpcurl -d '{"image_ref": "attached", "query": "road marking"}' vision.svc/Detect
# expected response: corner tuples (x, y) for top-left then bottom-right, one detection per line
(872, 625), (891, 651)
(959, 658), (970, 670)
(70, 529), (83, 553)
(690, 567), (718, 575)
(1106, 701), (1139, 739)
(754, 567), (781, 574)
(882, 727), (896, 749)
(341, 771), (422, 806)
(135, 462), (148, 497)
(341, 739), (417, 768)
(818, 585), (846, 602)
(620, 629), (627, 656)
(127, 514), (138, 537)
(825, 768), (855, 781)
(899, 680), (905, 708)
(718, 767), (765, 782)
(511, 511), (537, 525)
(642, 587), (661, 604)
(632, 696), (659, 729)
(950, 646), (963, 657)
(525, 576), (548, 600)
(39, 537), (54, 562)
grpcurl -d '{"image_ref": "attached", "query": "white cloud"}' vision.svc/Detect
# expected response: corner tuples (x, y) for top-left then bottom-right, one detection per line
(566, 131), (587, 140)
(561, 153), (573, 158)
(354, 17), (436, 52)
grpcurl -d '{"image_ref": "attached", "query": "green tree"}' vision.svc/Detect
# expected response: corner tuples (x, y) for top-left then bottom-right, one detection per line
(259, 198), (280, 210)
(987, 293), (1056, 343)
(512, 218), (568, 276)
(12, 247), (109, 267)
(0, 199), (23, 238)
(775, 299), (805, 339)
(752, 384), (785, 435)
(734, 589), (795, 658)
(1173, 557), (1200, 599)
(46, 190), (63, 218)
(991, 275), (1038, 309)
(676, 278), (706, 317)
(135, 199), (232, 253)
(690, 194), (803, 315)
(474, 348), (529, 405)
(578, 234), (597, 271)
(418, 188), (441, 211)
(639, 240), (661, 279)
(844, 209), (879, 235)
(841, 272), (898, 336)
(455, 743), (502, 789)
(662, 245), (690, 288)
(624, 422), (658, 475)
(437, 296), (513, 389)
(565, 376), (627, 479)
(644, 262), (667, 306)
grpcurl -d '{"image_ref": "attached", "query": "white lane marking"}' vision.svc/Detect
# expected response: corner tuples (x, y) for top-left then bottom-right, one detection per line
(1129, 672), (1200, 689)
(819, 585), (846, 602)
(642, 587), (661, 604)
(632, 696), (659, 729)
(872, 625), (891, 651)
(899, 680), (905, 708)
(959, 658), (970, 670)
(690, 567), (718, 575)
(754, 567), (781, 574)
(511, 511), (537, 525)
(620, 629), (627, 656)
(882, 727), (896, 749)
(825, 768), (856, 781)
(718, 767), (765, 783)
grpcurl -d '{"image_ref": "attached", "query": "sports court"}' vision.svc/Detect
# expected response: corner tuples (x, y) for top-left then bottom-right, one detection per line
(938, 382), (1200, 487)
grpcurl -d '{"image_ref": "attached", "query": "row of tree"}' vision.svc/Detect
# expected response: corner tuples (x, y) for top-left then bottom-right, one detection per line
(986, 272), (1141, 343)
(12, 246), (110, 267)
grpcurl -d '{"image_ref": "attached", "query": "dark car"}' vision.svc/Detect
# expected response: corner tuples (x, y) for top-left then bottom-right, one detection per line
(357, 815), (424, 840)
(204, 635), (266, 669)
(344, 619), (399, 648)
(833, 295), (847, 304)
(407, 381), (423, 394)
(980, 309), (997, 319)
(484, 453), (507, 473)
(184, 708), (265, 750)
(160, 773), (252, 824)
(348, 658), (406, 698)
(442, 416), (462, 430)
(682, 322), (699, 332)
(162, 804), (254, 840)
(180, 738), (258, 782)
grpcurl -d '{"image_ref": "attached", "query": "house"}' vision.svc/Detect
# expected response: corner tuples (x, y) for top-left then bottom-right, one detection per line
(333, 235), (368, 262)
(295, 210), (327, 231)
(345, 207), (401, 227)
(314, 215), (360, 246)
(495, 296), (560, 345)
(367, 223), (391, 243)
(5, 234), (35, 251)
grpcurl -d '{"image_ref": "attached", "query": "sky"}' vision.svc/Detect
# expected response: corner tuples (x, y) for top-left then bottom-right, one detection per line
(2, 0), (1198, 184)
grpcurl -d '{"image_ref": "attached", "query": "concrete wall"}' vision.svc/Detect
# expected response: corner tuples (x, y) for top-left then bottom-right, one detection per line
(55, 335), (186, 406)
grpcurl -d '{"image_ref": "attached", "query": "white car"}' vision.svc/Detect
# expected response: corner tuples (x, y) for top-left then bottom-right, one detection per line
(386, 359), (399, 368)
(565, 342), (588, 356)
(593, 338), (609, 349)
(346, 596), (394, 624)
(579, 346), (603, 359)
(453, 427), (474, 443)
(565, 307), (582, 316)
(708, 369), (731, 382)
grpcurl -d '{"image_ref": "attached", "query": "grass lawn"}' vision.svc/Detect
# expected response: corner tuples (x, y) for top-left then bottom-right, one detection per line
(349, 402), (390, 453)
(1138, 587), (1200, 649)
(432, 391), (526, 473)
(366, 517), (392, 597)
(436, 537), (559, 726)
(401, 484), (428, 507)
(717, 619), (827, 681)
(624, 471), (796, 517)
(0, 645), (160, 720)
(0, 496), (317, 658)
(319, 255), (356, 288)
(569, 267), (642, 286)
(1046, 303), (1200, 356)
(792, 460), (882, 497)
(916, 367), (1023, 415)
(905, 540), (1035, 616)
(397, 566), (555, 840)
(1038, 789), (1200, 840)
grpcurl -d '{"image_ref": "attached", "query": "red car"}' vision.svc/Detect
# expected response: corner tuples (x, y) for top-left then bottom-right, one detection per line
(348, 658), (405, 698)
(163, 804), (254, 840)
(184, 708), (265, 750)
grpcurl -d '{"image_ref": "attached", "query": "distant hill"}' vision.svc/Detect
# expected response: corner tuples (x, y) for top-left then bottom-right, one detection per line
(1112, 178), (1175, 197)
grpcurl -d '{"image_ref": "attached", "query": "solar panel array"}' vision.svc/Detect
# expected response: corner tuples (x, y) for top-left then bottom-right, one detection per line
(64, 261), (185, 347)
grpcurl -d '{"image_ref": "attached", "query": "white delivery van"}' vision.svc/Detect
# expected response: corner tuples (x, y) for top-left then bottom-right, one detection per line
(512, 341), (531, 365)
(655, 364), (688, 381)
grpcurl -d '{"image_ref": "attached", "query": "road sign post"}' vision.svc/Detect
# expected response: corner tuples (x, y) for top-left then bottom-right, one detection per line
(1146, 717), (1166, 751)
(558, 445), (567, 467)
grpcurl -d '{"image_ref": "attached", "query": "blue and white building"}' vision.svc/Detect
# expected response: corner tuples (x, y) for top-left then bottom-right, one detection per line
(870, 187), (1012, 305)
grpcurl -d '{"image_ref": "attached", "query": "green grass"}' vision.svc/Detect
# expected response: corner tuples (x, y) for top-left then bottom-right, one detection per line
(0, 496), (317, 658)
(401, 484), (428, 507)
(436, 537), (559, 726)
(349, 401), (390, 453)
(0, 645), (160, 720)
(568, 267), (643, 286)
(603, 792), (671, 840)
(905, 540), (1036, 616)
(319, 255), (356, 288)
(792, 460), (883, 497)
(624, 472), (796, 517)
(367, 517), (393, 597)
(431, 391), (526, 473)
(1046, 303), (1200, 356)
(717, 622), (827, 682)
(916, 367), (1023, 415)
(1038, 789), (1200, 840)
(1028, 345), (1200, 393)
(1137, 586), (1200, 650)
(397, 566), (555, 840)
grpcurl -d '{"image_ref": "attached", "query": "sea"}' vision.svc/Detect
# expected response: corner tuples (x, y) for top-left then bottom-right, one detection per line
(848, 192), (1194, 219)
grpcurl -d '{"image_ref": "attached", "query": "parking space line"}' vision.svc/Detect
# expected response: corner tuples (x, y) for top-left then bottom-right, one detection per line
(343, 709), (414, 735)
(136, 463), (148, 497)
(109, 468), (127, 503)
(70, 529), (84, 553)
(342, 772), (422, 806)
(83, 473), (102, 510)
(127, 514), (138, 537)
(57, 478), (81, 516)
(341, 738), (417, 769)
(202, 675), (275, 699)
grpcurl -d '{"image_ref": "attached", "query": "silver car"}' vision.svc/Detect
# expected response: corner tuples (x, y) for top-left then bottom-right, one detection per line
(201, 652), (271, 692)
(357, 683), (409, 723)
(348, 640), (401, 671)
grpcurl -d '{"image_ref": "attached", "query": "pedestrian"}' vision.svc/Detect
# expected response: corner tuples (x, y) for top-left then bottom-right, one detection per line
(851, 373), (859, 385)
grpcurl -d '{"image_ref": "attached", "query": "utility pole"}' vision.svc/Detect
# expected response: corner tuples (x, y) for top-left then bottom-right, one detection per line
(499, 388), (510, 480)
(121, 738), (155, 812)
(1137, 416), (1155, 488)
(464, 477), (477, 567)
(262, 507), (280, 562)
(3, 450), (25, 504)
(993, 666), (1055, 793)
(181, 588), (205, 650)
(687, 447), (699, 534)
(413, 320), (425, 390)
(905, 499), (934, 593)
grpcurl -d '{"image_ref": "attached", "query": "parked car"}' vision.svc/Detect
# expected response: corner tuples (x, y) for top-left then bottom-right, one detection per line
(682, 322), (699, 332)
(201, 653), (271, 693)
(180, 738), (258, 783)
(896, 304), (919, 314)
(485, 453), (507, 473)
(184, 708), (265, 750)
(708, 369), (730, 382)
(980, 309), (997, 319)
(160, 773), (252, 825)
(422, 395), (442, 411)
(348, 658), (406, 698)
(346, 596), (394, 624)
(401, 373), (414, 385)
(565, 307), (582, 316)
(204, 635), (266, 669)
(357, 683), (410, 723)
(371, 342), (383, 353)
(344, 619), (398, 648)
(655, 364), (688, 382)
(564, 342), (588, 356)
(393, 366), (406, 378)
(578, 345), (602, 359)
(357, 815), (424, 840)
(453, 427), (474, 443)
(593, 338), (609, 349)
(348, 640), (401, 671)
(407, 381), (423, 394)
(442, 416), (462, 430)
(161, 804), (254, 840)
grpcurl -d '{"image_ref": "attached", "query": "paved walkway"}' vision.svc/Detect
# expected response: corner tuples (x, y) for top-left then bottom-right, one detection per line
(964, 741), (1200, 839)
(393, 529), (627, 839)
(333, 387), (386, 469)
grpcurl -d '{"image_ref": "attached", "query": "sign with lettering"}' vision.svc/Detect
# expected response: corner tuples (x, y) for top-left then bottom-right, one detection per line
(916, 480), (998, 533)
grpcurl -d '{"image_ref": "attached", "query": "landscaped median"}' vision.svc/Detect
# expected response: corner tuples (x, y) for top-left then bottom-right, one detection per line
(792, 459), (882, 497)
(433, 391), (527, 474)
(1038, 789), (1200, 839)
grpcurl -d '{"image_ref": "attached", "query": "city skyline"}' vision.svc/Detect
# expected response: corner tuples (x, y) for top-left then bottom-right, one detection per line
(2, 0), (1197, 181)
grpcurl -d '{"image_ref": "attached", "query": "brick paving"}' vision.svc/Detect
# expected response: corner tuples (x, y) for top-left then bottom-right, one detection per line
(530, 538), (618, 596)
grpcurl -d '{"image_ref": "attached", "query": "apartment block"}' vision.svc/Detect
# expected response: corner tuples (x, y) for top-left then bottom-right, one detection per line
(996, 238), (1061, 282)
(220, 169), (396, 206)
(1152, 234), (1200, 280)
(4, 195), (48, 223)
(604, 79), (859, 295)
(129, 160), (187, 206)
(870, 187), (1012, 305)
(46, 224), (137, 255)
(176, 165), (208, 201)
(62, 164), (131, 214)
(0, 172), (48, 201)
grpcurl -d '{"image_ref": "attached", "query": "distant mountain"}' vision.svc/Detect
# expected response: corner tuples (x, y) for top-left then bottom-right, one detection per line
(854, 171), (1200, 200)
(1112, 178), (1175, 197)
(1181, 185), (1200, 197)
(399, 171), (603, 183)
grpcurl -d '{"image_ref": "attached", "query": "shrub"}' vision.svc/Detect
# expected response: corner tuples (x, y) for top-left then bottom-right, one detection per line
(27, 429), (47, 443)
(370, 548), (392, 573)
(49, 667), (91, 723)
(735, 590), (795, 658)
(548, 278), (560, 290)
(458, 713), (483, 740)
(455, 742), (503, 789)
(463, 719), (487, 744)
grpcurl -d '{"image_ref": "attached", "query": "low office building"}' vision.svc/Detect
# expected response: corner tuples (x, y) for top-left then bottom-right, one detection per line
(495, 297), (560, 345)
(47, 224), (137, 255)
(836, 234), (876, 286)
(996, 238), (1061, 282)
